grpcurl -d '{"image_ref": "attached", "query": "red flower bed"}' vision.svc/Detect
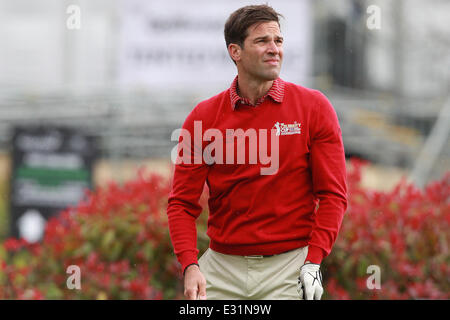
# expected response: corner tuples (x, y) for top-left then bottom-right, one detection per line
(0, 169), (181, 299)
(324, 159), (449, 299)
(0, 160), (448, 299)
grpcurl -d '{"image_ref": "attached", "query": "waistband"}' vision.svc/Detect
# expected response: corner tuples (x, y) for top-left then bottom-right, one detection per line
(210, 239), (309, 257)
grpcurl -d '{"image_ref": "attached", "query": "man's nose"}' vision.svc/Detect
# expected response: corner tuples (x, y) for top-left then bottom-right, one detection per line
(267, 40), (280, 55)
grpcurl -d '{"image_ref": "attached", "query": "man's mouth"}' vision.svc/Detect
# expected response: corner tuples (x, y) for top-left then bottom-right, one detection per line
(264, 59), (279, 66)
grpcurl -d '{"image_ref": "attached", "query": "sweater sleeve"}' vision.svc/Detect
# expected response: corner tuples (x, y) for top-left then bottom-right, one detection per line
(306, 91), (348, 264)
(167, 107), (210, 274)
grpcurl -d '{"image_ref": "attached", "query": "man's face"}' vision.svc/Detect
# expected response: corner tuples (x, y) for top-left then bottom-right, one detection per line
(235, 21), (284, 81)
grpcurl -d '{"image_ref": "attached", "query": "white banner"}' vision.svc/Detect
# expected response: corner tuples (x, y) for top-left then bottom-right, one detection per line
(118, 0), (312, 91)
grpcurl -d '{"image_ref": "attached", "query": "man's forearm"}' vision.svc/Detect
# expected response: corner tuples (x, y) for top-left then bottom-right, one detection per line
(167, 202), (200, 273)
(306, 195), (347, 263)
(307, 91), (348, 263)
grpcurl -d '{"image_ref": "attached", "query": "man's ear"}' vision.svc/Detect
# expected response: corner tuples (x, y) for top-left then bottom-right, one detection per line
(228, 43), (242, 63)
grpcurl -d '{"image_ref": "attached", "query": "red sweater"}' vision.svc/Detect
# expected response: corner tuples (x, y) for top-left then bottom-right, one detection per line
(167, 78), (347, 273)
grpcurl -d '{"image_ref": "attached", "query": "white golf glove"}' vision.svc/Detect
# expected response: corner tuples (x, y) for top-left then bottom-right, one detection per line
(297, 263), (324, 300)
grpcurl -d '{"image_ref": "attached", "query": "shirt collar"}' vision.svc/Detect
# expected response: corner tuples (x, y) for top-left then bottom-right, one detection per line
(229, 76), (285, 110)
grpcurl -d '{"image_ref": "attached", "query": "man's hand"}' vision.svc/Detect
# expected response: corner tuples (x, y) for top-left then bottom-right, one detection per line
(297, 262), (323, 300)
(184, 264), (207, 300)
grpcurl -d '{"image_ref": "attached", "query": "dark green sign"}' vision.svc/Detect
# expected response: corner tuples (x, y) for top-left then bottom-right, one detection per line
(10, 126), (97, 242)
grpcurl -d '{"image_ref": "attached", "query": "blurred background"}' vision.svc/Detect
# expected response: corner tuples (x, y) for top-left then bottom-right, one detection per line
(0, 0), (449, 300)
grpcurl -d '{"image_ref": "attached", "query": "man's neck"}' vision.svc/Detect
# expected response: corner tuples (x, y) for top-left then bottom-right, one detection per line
(237, 73), (274, 105)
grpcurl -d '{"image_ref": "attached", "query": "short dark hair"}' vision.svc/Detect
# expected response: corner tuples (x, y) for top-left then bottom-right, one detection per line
(224, 4), (283, 49)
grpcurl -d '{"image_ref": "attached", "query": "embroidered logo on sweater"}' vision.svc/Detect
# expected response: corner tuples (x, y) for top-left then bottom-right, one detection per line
(273, 121), (301, 136)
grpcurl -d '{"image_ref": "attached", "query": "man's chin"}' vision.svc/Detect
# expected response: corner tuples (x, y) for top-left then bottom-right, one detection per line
(260, 70), (281, 81)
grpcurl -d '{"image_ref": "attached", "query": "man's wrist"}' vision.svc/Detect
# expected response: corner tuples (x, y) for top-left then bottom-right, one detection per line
(303, 260), (320, 266)
(305, 245), (326, 264)
(183, 263), (199, 276)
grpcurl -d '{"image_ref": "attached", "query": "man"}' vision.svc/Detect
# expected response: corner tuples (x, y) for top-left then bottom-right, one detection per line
(167, 5), (347, 300)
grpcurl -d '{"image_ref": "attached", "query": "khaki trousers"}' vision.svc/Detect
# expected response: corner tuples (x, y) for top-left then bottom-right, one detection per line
(198, 246), (308, 300)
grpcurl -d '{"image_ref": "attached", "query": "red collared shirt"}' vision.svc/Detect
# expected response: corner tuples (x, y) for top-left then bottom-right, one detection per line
(229, 76), (285, 110)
